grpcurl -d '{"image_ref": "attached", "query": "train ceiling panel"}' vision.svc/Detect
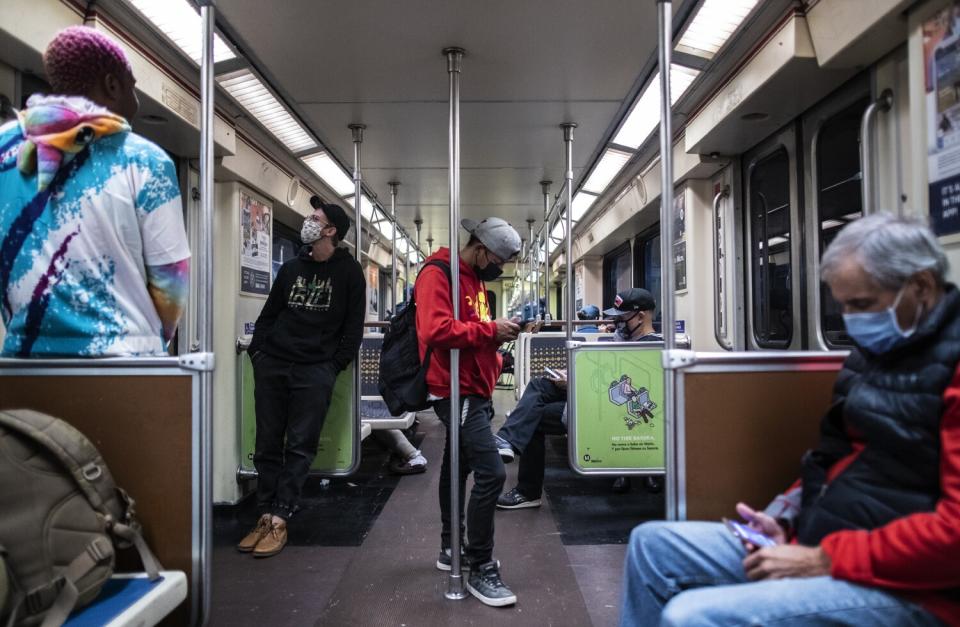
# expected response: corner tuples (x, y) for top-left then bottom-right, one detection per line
(213, 0), (692, 244)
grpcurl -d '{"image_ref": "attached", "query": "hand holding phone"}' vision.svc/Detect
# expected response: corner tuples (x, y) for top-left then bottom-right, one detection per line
(544, 367), (567, 381)
(723, 517), (777, 548)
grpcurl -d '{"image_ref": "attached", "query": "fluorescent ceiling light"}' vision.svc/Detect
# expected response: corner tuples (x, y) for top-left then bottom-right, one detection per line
(613, 65), (700, 149)
(767, 236), (789, 247)
(301, 152), (354, 196)
(393, 238), (409, 254)
(820, 219), (844, 229)
(676, 0), (759, 59)
(374, 211), (395, 240)
(345, 195), (376, 222)
(582, 148), (633, 194)
(218, 69), (317, 153)
(127, 0), (235, 64)
(571, 192), (598, 221)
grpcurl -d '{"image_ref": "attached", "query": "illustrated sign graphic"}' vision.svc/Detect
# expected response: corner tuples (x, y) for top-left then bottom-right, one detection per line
(240, 190), (272, 296)
(573, 348), (664, 470)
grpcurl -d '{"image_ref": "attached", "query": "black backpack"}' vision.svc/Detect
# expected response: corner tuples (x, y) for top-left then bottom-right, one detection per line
(378, 260), (451, 415)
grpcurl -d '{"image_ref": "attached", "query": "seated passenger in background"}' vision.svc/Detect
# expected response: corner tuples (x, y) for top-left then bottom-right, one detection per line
(495, 289), (662, 509)
(620, 214), (960, 627)
(372, 428), (428, 475)
(576, 304), (601, 332)
(240, 200), (364, 558)
(0, 26), (189, 357)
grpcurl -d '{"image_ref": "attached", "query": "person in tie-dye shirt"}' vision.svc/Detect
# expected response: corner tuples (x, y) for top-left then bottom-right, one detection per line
(0, 26), (189, 357)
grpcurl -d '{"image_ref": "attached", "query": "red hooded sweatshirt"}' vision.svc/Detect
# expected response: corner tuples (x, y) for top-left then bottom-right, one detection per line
(414, 247), (501, 399)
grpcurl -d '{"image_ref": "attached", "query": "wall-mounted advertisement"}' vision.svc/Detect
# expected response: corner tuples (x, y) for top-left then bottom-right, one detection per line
(240, 189), (272, 296)
(367, 264), (379, 320)
(925, 3), (960, 236)
(575, 263), (585, 312)
(674, 240), (687, 292)
(673, 186), (686, 242)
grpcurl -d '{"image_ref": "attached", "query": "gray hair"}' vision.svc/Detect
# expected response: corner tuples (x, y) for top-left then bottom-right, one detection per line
(820, 213), (949, 289)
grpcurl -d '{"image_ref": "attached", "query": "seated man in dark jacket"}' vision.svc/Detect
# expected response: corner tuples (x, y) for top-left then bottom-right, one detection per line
(620, 214), (960, 627)
(495, 288), (662, 509)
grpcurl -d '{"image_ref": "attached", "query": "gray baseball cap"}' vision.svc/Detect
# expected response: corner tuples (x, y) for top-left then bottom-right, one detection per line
(461, 217), (522, 261)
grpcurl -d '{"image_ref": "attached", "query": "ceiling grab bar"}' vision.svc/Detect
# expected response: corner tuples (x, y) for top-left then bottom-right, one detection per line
(859, 89), (893, 216)
(712, 186), (733, 350)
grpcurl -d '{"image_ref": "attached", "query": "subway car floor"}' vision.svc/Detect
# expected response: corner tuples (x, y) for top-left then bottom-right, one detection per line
(211, 391), (664, 626)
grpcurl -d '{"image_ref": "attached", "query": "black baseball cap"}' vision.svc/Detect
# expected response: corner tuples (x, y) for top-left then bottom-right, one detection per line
(603, 288), (656, 317)
(310, 196), (350, 241)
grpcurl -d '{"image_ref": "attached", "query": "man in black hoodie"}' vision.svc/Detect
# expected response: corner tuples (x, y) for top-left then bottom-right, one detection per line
(238, 198), (365, 558)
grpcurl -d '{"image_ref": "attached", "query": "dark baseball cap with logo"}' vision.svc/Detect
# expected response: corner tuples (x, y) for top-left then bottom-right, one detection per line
(310, 195), (351, 241)
(603, 288), (657, 317)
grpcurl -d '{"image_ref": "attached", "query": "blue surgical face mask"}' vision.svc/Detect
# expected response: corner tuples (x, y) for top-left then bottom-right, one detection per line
(842, 285), (922, 354)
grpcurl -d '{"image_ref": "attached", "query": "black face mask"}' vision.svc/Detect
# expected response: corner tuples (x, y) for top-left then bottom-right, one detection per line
(474, 262), (503, 281)
(616, 312), (641, 336)
(473, 248), (504, 281)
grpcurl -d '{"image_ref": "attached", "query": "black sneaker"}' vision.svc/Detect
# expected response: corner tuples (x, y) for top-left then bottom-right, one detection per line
(467, 561), (516, 607)
(496, 487), (541, 510)
(493, 435), (515, 463)
(436, 547), (469, 572)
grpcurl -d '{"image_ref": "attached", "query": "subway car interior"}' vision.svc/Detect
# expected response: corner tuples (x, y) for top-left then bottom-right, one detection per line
(1, 0), (959, 625)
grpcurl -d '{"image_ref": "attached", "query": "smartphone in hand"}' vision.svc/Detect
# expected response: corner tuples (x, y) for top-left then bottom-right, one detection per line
(722, 517), (776, 548)
(544, 367), (567, 381)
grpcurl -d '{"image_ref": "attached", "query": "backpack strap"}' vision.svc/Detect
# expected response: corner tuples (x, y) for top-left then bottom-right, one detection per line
(0, 410), (161, 580)
(414, 260), (452, 369)
(37, 537), (114, 627)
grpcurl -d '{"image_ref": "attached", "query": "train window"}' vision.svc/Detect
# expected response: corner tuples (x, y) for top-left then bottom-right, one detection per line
(272, 221), (300, 281)
(634, 226), (662, 322)
(816, 98), (868, 346)
(749, 148), (792, 348)
(602, 242), (632, 310)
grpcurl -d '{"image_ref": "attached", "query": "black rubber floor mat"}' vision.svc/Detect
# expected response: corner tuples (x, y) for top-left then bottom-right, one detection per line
(214, 431), (424, 548)
(542, 436), (664, 545)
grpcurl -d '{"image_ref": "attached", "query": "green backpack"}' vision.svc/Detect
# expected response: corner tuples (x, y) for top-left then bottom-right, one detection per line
(0, 409), (161, 626)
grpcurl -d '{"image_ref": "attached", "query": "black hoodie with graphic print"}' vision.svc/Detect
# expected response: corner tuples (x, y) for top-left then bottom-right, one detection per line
(249, 246), (365, 368)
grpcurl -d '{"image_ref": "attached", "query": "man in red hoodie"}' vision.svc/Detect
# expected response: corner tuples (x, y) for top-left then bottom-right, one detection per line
(620, 214), (960, 626)
(416, 217), (522, 607)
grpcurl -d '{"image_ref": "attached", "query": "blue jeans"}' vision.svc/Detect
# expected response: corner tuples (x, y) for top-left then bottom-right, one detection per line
(620, 521), (943, 627)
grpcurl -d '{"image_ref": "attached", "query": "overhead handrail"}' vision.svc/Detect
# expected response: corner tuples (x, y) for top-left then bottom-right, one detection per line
(712, 186), (733, 350)
(859, 89), (893, 215)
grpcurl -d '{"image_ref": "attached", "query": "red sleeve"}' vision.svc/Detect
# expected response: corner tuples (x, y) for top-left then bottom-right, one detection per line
(415, 265), (497, 351)
(820, 362), (960, 590)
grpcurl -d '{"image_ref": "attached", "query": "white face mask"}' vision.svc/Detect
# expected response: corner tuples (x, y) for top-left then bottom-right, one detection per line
(301, 219), (327, 244)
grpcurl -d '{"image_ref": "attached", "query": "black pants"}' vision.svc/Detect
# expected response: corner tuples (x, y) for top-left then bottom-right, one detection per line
(253, 352), (337, 520)
(497, 377), (567, 498)
(435, 396), (505, 566)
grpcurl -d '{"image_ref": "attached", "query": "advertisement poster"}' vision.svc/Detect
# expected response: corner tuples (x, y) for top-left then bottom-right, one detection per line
(674, 240), (687, 292)
(575, 263), (585, 312)
(925, 3), (960, 235)
(367, 264), (379, 320)
(673, 186), (686, 242)
(240, 190), (272, 296)
(572, 348), (664, 471)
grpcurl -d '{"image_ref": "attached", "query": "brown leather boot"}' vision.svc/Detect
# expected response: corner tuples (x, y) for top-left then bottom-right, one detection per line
(237, 513), (272, 552)
(253, 517), (287, 558)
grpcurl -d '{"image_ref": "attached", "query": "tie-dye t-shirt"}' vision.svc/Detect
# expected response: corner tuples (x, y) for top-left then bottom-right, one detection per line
(0, 101), (190, 357)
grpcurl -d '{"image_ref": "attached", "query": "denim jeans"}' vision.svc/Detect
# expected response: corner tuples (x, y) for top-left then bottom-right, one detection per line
(435, 396), (505, 566)
(497, 377), (566, 498)
(620, 521), (943, 627)
(253, 352), (338, 520)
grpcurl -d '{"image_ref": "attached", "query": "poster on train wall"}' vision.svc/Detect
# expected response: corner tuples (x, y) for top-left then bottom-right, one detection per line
(575, 263), (585, 312)
(673, 186), (686, 242)
(367, 264), (379, 320)
(674, 241), (687, 292)
(240, 190), (272, 296)
(925, 3), (960, 236)
(571, 347), (664, 471)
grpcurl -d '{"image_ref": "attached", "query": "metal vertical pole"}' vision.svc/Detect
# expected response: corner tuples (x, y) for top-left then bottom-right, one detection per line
(415, 218), (423, 267)
(533, 233), (541, 319)
(349, 122), (365, 473)
(526, 219), (535, 319)
(561, 123), (576, 340)
(196, 3), (215, 624)
(656, 0), (679, 521)
(541, 180), (551, 320)
(444, 46), (467, 599)
(390, 181), (399, 312)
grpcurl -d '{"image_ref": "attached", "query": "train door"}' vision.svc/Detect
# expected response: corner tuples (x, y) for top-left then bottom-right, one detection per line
(602, 242), (632, 310)
(801, 77), (870, 350)
(742, 126), (803, 350)
(179, 167), (201, 355)
(633, 225), (662, 323)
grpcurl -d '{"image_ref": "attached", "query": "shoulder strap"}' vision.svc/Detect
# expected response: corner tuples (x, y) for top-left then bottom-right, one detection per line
(413, 261), (452, 368)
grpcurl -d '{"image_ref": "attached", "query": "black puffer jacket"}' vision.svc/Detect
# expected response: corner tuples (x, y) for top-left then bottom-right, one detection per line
(797, 284), (960, 545)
